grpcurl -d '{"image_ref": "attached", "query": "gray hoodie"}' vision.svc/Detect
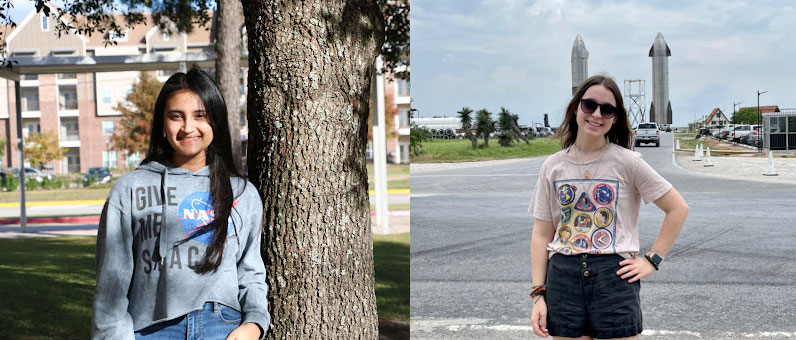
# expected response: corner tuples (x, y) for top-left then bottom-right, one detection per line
(91, 161), (269, 339)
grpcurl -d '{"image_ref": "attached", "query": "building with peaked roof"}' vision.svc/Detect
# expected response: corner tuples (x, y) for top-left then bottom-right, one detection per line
(703, 108), (729, 126)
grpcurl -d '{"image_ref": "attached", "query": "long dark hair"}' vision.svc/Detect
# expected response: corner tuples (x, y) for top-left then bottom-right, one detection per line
(555, 75), (633, 149)
(143, 66), (241, 274)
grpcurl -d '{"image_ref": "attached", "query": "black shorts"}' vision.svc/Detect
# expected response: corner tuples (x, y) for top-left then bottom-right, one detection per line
(546, 253), (643, 339)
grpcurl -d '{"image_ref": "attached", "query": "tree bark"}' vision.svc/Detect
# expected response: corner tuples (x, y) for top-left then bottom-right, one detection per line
(216, 0), (244, 171)
(242, 1), (384, 338)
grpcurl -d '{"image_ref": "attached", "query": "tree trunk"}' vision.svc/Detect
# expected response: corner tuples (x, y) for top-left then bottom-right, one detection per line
(513, 125), (530, 144)
(242, 1), (384, 338)
(216, 0), (243, 171)
(463, 125), (477, 149)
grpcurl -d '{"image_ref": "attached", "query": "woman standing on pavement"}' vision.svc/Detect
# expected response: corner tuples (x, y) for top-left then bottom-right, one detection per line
(529, 74), (689, 339)
(92, 67), (269, 340)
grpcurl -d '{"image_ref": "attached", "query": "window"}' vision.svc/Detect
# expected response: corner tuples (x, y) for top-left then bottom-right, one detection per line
(398, 109), (410, 128)
(21, 88), (39, 111)
(58, 73), (77, 80)
(102, 121), (115, 135)
(25, 121), (41, 135)
(103, 150), (118, 168)
(22, 74), (38, 81)
(60, 118), (79, 141)
(769, 118), (782, 133)
(396, 78), (410, 97)
(102, 88), (112, 104)
(789, 117), (796, 133)
(162, 31), (170, 41)
(59, 85), (78, 110)
(41, 15), (48, 31)
(126, 152), (141, 168)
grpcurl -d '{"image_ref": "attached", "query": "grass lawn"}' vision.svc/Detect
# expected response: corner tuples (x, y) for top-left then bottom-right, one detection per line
(373, 232), (410, 321)
(412, 137), (562, 163)
(1, 164), (408, 203)
(0, 234), (409, 338)
(0, 188), (111, 203)
(367, 163), (409, 190)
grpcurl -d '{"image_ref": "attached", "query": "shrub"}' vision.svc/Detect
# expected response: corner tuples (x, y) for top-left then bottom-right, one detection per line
(26, 178), (40, 191)
(4, 175), (18, 191)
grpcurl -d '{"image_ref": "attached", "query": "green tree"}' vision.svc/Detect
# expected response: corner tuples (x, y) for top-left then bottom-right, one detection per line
(111, 72), (162, 156)
(731, 107), (760, 125)
(475, 109), (495, 147)
(0, 138), (6, 161)
(24, 130), (65, 169)
(457, 107), (477, 149)
(2, 1), (409, 337)
(410, 122), (431, 156)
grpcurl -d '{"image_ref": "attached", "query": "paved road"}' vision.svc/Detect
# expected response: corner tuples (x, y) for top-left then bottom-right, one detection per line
(410, 133), (796, 339)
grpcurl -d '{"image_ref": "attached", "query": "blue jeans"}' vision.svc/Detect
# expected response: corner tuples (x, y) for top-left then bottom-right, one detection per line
(134, 302), (242, 340)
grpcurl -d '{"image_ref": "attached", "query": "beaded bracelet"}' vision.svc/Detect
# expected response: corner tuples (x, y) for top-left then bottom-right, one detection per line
(530, 285), (546, 298)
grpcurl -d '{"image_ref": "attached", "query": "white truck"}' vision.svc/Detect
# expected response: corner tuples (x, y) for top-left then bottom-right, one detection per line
(634, 122), (660, 147)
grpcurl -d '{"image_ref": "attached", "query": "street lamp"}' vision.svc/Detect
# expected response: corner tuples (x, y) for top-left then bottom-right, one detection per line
(733, 102), (740, 122)
(757, 90), (767, 153)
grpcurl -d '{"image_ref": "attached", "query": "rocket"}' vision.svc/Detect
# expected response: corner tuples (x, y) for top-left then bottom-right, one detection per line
(571, 34), (588, 95)
(649, 32), (672, 125)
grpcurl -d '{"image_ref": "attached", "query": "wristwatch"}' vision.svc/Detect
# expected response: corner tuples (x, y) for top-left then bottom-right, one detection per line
(644, 251), (663, 270)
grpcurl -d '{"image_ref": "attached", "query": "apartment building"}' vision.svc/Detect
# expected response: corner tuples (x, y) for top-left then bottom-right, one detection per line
(1, 6), (408, 175)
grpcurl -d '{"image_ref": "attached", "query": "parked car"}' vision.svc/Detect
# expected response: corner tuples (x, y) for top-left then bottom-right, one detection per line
(718, 124), (736, 140)
(634, 122), (660, 147)
(730, 125), (753, 143)
(84, 167), (112, 185)
(747, 126), (763, 147)
(6, 167), (55, 183)
(742, 125), (762, 146)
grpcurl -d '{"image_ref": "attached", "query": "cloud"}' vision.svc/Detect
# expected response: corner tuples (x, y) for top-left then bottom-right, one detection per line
(413, 0), (796, 127)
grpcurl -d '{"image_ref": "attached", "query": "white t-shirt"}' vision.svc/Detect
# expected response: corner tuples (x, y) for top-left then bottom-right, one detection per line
(529, 143), (672, 259)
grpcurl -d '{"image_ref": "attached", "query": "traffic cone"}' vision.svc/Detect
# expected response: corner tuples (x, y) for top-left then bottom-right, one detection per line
(693, 144), (702, 161)
(699, 144), (705, 158)
(675, 139), (680, 150)
(764, 151), (778, 176)
(704, 147), (714, 167)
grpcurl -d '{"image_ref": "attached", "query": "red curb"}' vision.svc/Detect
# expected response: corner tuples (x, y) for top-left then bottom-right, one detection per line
(0, 216), (101, 225)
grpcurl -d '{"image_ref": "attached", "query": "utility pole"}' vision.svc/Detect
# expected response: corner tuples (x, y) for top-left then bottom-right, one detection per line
(757, 90), (767, 153)
(733, 102), (741, 122)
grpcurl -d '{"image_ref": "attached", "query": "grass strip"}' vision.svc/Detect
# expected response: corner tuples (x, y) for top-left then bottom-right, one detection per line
(412, 138), (562, 163)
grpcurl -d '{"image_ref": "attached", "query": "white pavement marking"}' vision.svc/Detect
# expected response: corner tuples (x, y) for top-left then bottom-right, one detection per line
(412, 319), (796, 338)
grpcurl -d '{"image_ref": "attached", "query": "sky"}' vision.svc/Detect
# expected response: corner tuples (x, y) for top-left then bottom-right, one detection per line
(412, 0), (796, 128)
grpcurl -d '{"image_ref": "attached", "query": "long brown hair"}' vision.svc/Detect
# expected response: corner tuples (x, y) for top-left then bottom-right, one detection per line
(555, 75), (633, 149)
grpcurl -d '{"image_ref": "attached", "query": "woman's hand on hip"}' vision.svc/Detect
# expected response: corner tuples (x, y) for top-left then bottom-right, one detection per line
(530, 297), (549, 337)
(225, 322), (262, 340)
(617, 257), (656, 283)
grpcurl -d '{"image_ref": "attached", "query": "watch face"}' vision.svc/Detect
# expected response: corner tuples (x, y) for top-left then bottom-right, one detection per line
(647, 252), (662, 265)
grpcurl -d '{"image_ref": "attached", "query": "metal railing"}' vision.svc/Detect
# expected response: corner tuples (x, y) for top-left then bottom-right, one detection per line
(59, 98), (78, 110)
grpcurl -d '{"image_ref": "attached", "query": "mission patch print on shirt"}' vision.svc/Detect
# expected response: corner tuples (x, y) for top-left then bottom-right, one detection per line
(551, 179), (618, 255)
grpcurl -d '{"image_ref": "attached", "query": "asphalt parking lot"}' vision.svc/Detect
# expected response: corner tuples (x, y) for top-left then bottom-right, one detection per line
(410, 133), (796, 340)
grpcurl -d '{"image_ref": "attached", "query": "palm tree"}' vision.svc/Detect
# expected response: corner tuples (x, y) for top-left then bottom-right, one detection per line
(497, 130), (514, 147)
(457, 107), (478, 149)
(475, 109), (495, 147)
(511, 113), (531, 145)
(498, 107), (530, 145)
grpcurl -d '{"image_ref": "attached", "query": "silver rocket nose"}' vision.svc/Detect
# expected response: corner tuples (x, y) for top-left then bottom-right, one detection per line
(572, 34), (589, 58)
(649, 32), (671, 57)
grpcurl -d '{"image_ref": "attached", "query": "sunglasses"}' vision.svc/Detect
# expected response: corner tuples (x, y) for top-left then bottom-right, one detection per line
(580, 99), (617, 120)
